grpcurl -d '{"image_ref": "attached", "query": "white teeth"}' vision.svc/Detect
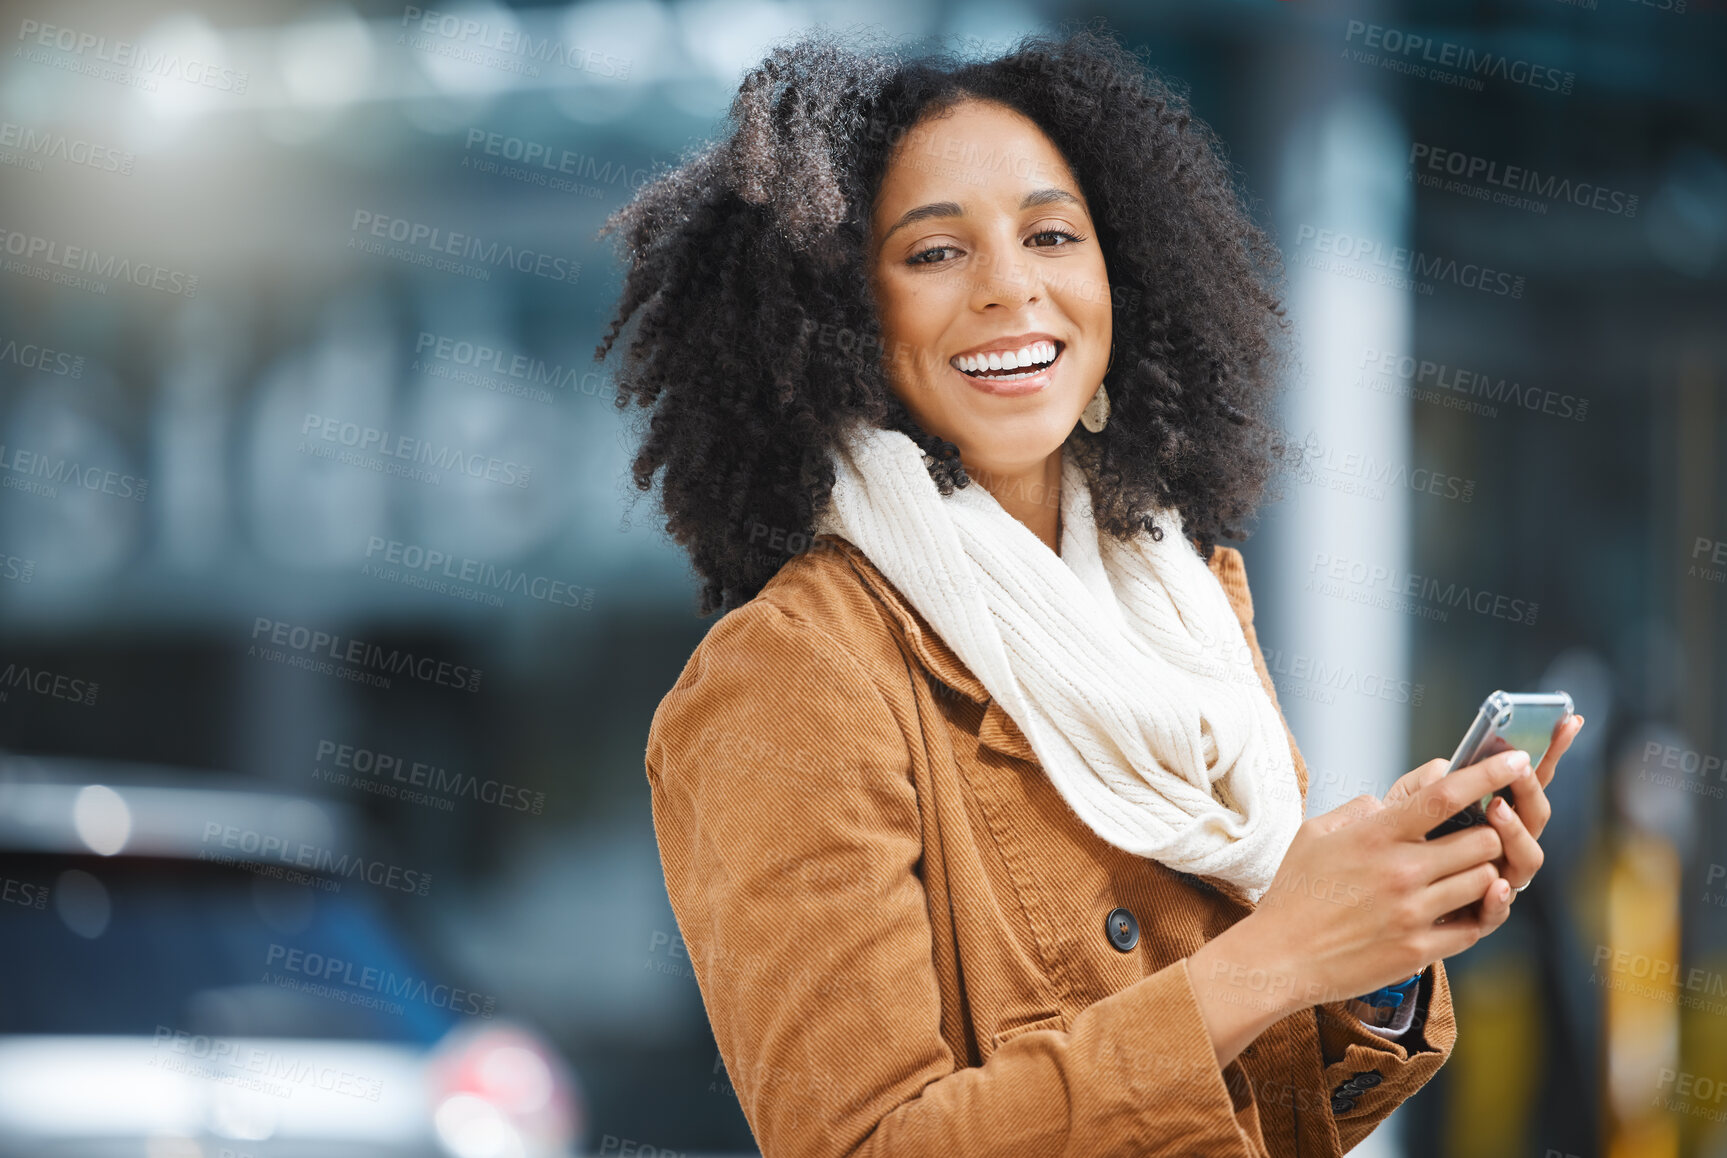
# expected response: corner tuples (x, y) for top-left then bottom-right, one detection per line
(951, 341), (1060, 376)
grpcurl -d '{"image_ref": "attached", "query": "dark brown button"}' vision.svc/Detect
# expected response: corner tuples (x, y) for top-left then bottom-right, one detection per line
(1331, 1095), (1357, 1113)
(1105, 907), (1139, 952)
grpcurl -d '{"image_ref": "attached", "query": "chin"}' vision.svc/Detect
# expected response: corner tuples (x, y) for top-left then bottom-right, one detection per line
(945, 413), (1080, 476)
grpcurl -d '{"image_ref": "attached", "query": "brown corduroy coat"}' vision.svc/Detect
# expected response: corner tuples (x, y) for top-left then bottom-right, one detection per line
(644, 533), (1456, 1157)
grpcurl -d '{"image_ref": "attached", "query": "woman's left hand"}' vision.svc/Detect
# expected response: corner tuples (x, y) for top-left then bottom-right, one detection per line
(1382, 713), (1586, 926)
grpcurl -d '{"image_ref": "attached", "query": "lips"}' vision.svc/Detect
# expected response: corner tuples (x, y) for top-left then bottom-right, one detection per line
(949, 341), (1064, 397)
(948, 333), (1064, 380)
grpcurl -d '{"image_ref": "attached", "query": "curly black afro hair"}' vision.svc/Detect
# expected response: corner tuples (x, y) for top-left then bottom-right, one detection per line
(595, 23), (1291, 616)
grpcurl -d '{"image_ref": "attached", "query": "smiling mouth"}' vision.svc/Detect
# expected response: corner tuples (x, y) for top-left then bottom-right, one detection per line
(949, 340), (1063, 382)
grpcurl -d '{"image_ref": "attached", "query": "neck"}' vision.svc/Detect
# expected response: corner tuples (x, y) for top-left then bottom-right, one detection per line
(967, 448), (1064, 554)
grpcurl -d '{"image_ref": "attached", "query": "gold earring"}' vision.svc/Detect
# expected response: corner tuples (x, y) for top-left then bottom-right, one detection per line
(1081, 382), (1111, 433)
(1081, 342), (1113, 434)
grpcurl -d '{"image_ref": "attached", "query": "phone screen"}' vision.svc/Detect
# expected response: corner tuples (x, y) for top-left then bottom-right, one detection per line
(1461, 707), (1570, 772)
(1425, 692), (1571, 840)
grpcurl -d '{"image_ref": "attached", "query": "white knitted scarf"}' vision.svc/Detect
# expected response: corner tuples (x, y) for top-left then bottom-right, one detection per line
(813, 421), (1302, 903)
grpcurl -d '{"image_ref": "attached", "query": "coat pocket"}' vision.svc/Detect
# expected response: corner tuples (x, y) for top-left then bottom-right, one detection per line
(988, 1011), (1067, 1053)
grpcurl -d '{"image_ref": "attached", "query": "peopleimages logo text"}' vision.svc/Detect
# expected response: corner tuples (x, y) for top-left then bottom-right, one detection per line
(315, 740), (546, 815)
(0, 119), (134, 174)
(0, 336), (83, 378)
(398, 6), (631, 79)
(0, 443), (147, 501)
(364, 536), (594, 610)
(15, 19), (249, 93)
(413, 331), (617, 401)
(349, 211), (580, 285)
(0, 661), (99, 706)
(1343, 20), (1575, 95)
(201, 823), (431, 896)
(300, 413), (530, 488)
(1408, 144), (1638, 217)
(249, 617), (483, 693)
(1358, 347), (1589, 422)
(463, 129), (649, 188)
(266, 943), (496, 1017)
(1294, 225), (1524, 298)
(1307, 552), (1540, 626)
(0, 226), (198, 296)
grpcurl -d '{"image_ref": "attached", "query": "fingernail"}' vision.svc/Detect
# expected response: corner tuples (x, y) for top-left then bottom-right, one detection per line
(1509, 749), (1531, 771)
(1491, 797), (1511, 819)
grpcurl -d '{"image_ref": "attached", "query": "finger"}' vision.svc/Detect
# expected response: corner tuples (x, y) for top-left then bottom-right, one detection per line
(1486, 878), (1514, 927)
(1400, 748), (1534, 839)
(1424, 861), (1503, 922)
(1416, 822), (1506, 882)
(1485, 794), (1545, 885)
(1500, 765), (1554, 842)
(1533, 712), (1585, 790)
(1384, 759), (1449, 808)
(1430, 876), (1513, 950)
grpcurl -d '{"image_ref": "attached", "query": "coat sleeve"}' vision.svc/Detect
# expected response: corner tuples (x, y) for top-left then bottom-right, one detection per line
(1216, 546), (1458, 1153)
(1315, 963), (1455, 1154)
(645, 597), (1277, 1158)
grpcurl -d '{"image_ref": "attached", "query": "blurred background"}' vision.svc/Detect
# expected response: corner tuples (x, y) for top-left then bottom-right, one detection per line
(0, 0), (1721, 1155)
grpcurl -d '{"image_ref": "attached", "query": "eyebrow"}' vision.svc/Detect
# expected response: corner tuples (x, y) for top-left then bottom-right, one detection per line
(878, 187), (1083, 248)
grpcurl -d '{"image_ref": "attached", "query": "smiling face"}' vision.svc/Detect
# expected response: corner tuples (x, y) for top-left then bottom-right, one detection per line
(868, 97), (1113, 494)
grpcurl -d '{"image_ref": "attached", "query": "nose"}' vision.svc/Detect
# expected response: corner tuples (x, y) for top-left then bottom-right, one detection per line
(967, 240), (1040, 312)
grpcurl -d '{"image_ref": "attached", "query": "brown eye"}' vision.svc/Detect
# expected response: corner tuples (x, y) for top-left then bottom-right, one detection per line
(907, 245), (958, 266)
(1029, 229), (1083, 248)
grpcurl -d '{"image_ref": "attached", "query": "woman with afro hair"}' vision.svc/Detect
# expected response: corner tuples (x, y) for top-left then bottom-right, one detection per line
(605, 24), (1576, 1158)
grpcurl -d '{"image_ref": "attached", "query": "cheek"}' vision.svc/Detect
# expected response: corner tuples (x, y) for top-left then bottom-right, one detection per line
(877, 272), (957, 376)
(1075, 255), (1115, 331)
(1060, 286), (1113, 366)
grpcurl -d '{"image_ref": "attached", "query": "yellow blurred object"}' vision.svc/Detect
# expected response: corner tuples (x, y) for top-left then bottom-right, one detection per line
(1443, 950), (1541, 1158)
(1678, 947), (1727, 1158)
(1603, 830), (1681, 1158)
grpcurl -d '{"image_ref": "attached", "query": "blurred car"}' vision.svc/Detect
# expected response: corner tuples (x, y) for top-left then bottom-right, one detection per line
(0, 754), (586, 1158)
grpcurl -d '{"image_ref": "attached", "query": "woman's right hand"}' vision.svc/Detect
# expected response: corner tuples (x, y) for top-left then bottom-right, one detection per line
(1188, 746), (1537, 1064)
(1237, 747), (1535, 1009)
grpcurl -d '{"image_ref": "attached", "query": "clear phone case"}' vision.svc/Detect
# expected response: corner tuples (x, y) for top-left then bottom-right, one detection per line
(1424, 690), (1573, 840)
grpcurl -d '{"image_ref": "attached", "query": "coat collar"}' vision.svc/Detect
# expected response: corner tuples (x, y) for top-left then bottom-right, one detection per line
(821, 534), (990, 703)
(818, 532), (1236, 767)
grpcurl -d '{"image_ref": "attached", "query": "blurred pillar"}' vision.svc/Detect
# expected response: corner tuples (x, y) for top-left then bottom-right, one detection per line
(1244, 5), (1413, 1157)
(1264, 86), (1413, 822)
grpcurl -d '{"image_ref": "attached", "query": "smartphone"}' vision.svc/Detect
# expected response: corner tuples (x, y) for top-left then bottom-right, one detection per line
(1424, 690), (1574, 840)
